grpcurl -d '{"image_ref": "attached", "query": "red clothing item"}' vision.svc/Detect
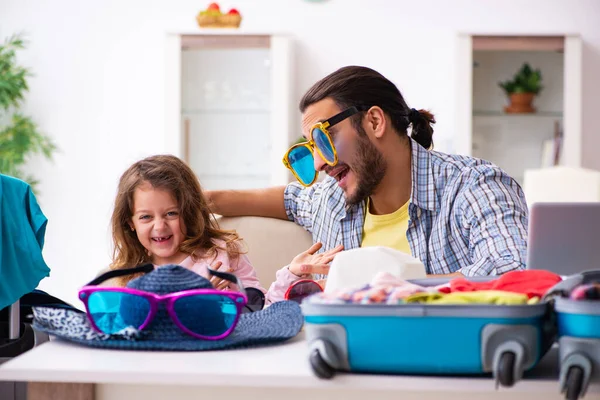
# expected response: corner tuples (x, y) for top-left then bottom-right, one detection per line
(441, 270), (562, 299)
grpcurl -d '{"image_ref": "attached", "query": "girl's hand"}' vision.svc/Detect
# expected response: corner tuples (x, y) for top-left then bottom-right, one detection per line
(209, 261), (232, 290)
(288, 243), (344, 278)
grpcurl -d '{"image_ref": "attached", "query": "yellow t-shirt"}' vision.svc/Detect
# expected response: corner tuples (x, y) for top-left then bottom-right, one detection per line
(361, 199), (411, 255)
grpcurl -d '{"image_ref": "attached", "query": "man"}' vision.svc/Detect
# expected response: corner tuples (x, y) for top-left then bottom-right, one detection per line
(207, 66), (528, 279)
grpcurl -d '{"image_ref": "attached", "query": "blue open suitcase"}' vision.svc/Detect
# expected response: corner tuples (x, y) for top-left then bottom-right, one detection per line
(302, 277), (556, 388)
(546, 271), (600, 400)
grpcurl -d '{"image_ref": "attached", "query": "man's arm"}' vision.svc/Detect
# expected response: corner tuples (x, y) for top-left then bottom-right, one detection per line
(205, 187), (288, 220)
(458, 166), (529, 276)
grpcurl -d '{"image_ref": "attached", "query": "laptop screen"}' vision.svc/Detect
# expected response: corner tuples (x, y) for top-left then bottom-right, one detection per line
(526, 202), (600, 275)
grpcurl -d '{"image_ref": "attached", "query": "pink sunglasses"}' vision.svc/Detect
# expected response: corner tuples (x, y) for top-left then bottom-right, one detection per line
(79, 264), (264, 340)
(284, 279), (324, 304)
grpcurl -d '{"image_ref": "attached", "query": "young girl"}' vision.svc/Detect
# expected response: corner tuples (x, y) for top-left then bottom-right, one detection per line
(109, 154), (265, 293)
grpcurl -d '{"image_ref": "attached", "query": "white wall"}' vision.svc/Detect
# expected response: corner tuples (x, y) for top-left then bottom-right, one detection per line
(1, 0), (599, 306)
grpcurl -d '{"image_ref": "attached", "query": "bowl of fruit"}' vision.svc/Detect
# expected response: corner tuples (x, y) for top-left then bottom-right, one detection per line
(196, 3), (242, 28)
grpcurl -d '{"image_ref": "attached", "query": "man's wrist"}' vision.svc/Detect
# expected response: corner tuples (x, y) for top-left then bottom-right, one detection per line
(427, 271), (464, 278)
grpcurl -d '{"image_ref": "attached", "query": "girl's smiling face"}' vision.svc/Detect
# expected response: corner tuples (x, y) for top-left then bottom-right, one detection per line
(130, 181), (188, 266)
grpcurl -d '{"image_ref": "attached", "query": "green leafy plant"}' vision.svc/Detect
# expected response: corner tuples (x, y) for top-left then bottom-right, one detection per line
(293, 136), (307, 145)
(498, 63), (543, 95)
(0, 33), (56, 190)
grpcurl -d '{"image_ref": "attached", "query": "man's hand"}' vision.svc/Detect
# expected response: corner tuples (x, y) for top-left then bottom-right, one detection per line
(427, 271), (464, 278)
(289, 242), (344, 277)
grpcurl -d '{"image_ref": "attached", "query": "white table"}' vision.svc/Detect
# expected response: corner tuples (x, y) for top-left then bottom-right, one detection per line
(0, 334), (598, 400)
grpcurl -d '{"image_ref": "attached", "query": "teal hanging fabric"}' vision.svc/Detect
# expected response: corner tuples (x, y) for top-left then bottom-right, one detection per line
(0, 174), (50, 311)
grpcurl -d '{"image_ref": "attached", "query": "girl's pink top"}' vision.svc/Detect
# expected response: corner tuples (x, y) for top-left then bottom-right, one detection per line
(157, 240), (301, 305)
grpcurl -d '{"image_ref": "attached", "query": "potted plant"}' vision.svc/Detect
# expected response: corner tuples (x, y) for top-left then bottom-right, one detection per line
(498, 63), (543, 114)
(0, 34), (56, 191)
(293, 136), (307, 145)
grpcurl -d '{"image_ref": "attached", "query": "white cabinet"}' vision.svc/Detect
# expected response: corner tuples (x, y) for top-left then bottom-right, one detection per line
(165, 32), (294, 190)
(455, 35), (583, 185)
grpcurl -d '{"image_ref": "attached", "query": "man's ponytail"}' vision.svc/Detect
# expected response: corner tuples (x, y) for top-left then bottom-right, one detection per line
(409, 108), (435, 150)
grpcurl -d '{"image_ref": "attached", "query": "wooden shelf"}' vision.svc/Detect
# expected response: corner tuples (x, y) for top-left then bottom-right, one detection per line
(182, 108), (270, 115)
(473, 110), (563, 117)
(181, 34), (271, 49)
(472, 36), (565, 52)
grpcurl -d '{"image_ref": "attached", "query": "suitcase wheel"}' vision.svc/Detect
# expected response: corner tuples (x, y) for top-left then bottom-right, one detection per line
(564, 366), (584, 400)
(309, 348), (336, 379)
(497, 351), (516, 388)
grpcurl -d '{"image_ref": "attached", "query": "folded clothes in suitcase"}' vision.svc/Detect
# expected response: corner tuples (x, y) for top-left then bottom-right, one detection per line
(546, 270), (600, 400)
(302, 276), (556, 389)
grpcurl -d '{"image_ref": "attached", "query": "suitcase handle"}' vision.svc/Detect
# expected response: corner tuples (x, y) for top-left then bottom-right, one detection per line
(544, 269), (600, 300)
(580, 270), (600, 284)
(8, 300), (20, 339)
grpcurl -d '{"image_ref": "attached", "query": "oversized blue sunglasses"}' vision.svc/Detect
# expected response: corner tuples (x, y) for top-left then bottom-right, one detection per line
(282, 106), (368, 186)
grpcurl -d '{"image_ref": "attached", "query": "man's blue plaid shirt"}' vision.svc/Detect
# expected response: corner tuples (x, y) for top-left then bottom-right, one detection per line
(284, 139), (529, 276)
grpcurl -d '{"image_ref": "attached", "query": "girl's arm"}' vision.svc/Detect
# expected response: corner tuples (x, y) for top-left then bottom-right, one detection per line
(265, 243), (343, 305)
(230, 252), (266, 293)
(264, 265), (301, 305)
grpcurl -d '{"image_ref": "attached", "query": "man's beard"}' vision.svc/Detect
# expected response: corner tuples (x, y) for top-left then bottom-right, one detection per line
(345, 127), (386, 206)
